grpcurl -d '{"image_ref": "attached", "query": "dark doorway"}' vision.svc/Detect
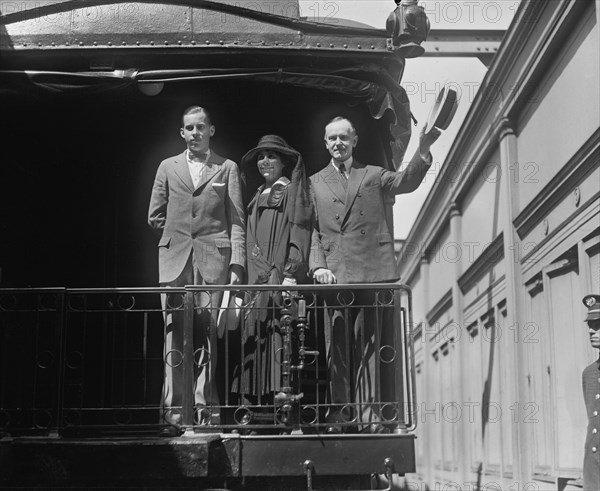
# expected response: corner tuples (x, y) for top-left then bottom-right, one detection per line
(0, 79), (388, 288)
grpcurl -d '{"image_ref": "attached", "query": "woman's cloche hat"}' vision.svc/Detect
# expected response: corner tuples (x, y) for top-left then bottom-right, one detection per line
(241, 134), (300, 166)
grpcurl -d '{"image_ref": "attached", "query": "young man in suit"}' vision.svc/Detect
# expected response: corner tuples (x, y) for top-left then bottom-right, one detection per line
(310, 116), (439, 433)
(582, 294), (600, 491)
(148, 106), (245, 436)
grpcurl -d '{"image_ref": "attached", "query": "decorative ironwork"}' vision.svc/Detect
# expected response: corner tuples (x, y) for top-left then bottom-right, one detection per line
(0, 284), (414, 436)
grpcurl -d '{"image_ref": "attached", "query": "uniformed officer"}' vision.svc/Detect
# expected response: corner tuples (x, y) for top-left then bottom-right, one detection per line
(582, 293), (600, 491)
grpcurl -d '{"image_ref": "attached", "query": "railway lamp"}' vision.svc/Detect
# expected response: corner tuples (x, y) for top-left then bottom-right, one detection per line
(386, 0), (430, 58)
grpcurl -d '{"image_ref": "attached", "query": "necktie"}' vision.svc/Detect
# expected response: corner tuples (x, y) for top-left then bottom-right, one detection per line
(339, 163), (348, 190)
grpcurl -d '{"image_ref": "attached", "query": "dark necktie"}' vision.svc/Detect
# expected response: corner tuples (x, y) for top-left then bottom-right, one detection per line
(339, 163), (348, 190)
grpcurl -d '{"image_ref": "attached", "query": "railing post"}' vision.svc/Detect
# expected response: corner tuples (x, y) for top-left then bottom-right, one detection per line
(54, 289), (67, 437)
(393, 288), (406, 433)
(402, 287), (417, 433)
(374, 288), (382, 421)
(181, 288), (195, 431)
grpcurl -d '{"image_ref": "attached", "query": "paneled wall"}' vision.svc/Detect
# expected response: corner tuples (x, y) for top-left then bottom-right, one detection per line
(399, 2), (599, 489)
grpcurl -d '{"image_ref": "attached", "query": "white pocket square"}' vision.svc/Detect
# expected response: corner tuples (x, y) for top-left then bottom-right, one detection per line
(212, 182), (226, 187)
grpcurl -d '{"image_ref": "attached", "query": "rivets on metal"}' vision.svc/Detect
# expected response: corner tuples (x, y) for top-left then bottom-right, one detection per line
(219, 40), (224, 45)
(79, 42), (83, 46)
(247, 40), (251, 45)
(164, 40), (169, 45)
(93, 41), (98, 46)
(122, 41), (126, 46)
(206, 40), (211, 45)
(38, 42), (42, 47)
(191, 40), (196, 45)
(343, 44), (348, 48)
(371, 45), (375, 49)
(108, 41), (112, 46)
(289, 41), (293, 46)
(274, 41), (279, 46)
(316, 43), (321, 47)
(150, 40), (154, 45)
(329, 43), (334, 48)
(136, 41), (140, 46)
(357, 44), (361, 49)
(178, 40), (182, 45)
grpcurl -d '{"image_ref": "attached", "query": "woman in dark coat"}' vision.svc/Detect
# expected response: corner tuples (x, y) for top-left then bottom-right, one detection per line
(232, 135), (312, 408)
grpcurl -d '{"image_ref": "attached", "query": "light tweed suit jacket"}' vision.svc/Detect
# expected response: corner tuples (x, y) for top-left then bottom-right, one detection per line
(148, 150), (245, 284)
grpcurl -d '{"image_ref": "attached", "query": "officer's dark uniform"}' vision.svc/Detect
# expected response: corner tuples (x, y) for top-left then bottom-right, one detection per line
(582, 294), (600, 491)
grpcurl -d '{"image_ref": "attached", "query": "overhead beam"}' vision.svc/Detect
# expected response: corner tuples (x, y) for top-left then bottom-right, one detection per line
(422, 29), (505, 65)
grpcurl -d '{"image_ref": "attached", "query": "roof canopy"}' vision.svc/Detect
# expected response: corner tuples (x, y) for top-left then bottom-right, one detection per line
(0, 0), (418, 166)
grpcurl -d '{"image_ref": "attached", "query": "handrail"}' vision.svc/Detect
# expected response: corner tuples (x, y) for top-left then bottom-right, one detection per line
(1, 283), (410, 293)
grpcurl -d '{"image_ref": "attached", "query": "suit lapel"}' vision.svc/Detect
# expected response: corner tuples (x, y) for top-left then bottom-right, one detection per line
(195, 151), (223, 192)
(321, 163), (346, 204)
(342, 161), (367, 224)
(173, 151), (194, 193)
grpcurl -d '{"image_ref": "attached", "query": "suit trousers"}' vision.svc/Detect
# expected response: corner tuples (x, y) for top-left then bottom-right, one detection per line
(160, 251), (226, 425)
(323, 289), (400, 427)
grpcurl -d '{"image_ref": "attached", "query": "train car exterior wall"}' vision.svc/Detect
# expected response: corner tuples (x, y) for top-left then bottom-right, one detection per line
(397, 1), (600, 490)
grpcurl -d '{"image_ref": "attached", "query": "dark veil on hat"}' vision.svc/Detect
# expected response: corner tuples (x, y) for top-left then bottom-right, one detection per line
(240, 135), (312, 229)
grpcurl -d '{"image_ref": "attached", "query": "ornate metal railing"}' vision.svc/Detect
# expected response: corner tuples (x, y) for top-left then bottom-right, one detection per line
(0, 284), (415, 437)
